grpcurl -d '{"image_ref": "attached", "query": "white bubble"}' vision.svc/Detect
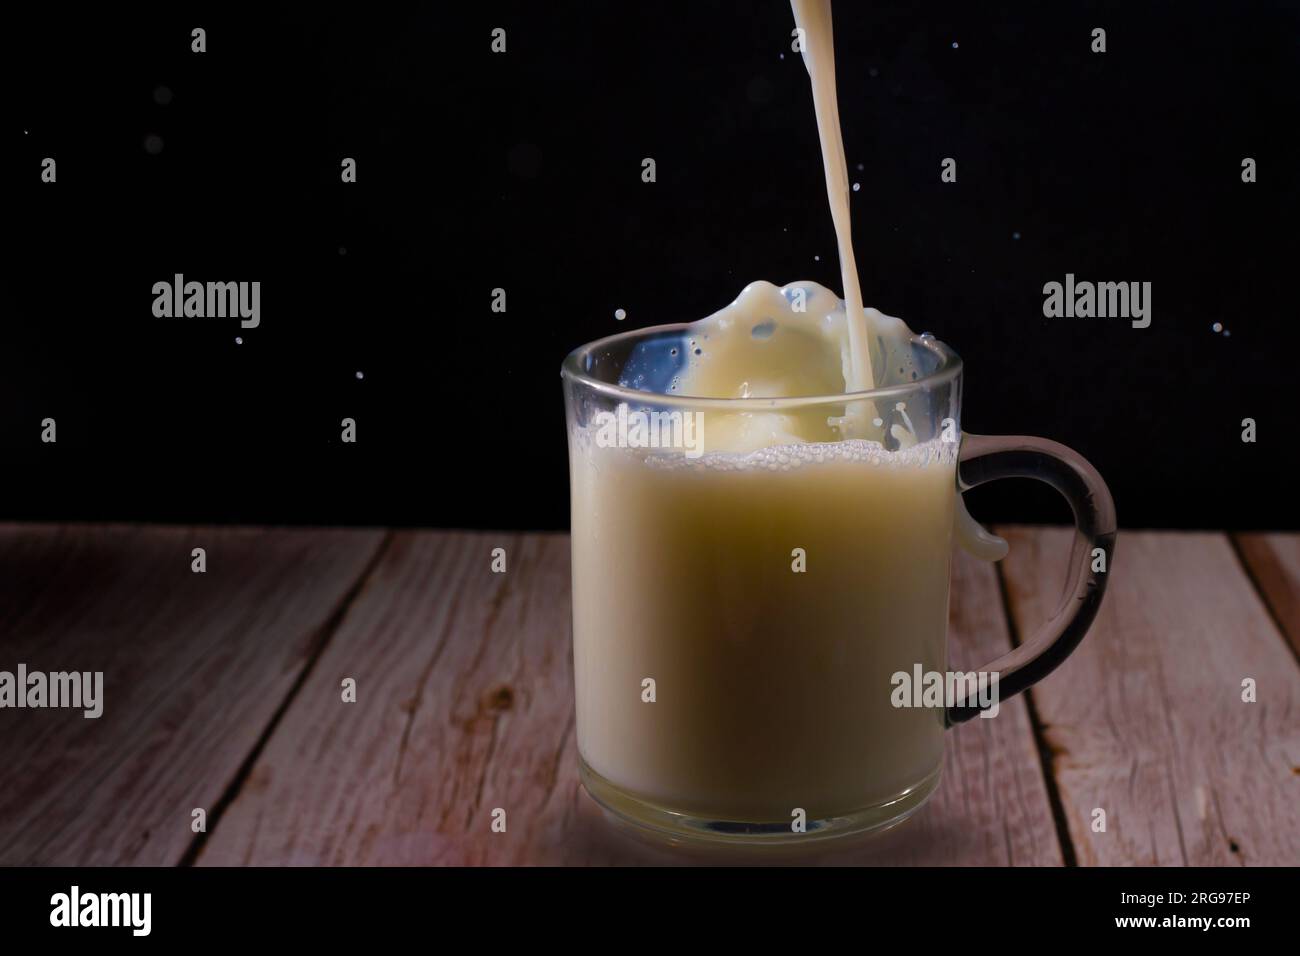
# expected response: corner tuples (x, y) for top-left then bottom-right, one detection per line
(1212, 322), (1223, 333)
(952, 41), (959, 49)
(814, 254), (820, 261)
(356, 371), (364, 380)
(852, 182), (860, 192)
(615, 308), (627, 321)
(143, 134), (164, 155)
(235, 337), (243, 345)
(1012, 231), (1021, 240)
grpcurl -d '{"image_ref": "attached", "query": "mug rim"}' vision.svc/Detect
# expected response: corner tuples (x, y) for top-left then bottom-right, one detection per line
(561, 322), (963, 410)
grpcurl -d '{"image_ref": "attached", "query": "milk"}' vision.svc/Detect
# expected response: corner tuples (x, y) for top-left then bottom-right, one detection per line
(568, 282), (959, 821)
(571, 435), (954, 819)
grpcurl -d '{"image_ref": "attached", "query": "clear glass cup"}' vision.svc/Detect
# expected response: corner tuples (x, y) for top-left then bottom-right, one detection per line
(561, 323), (1116, 845)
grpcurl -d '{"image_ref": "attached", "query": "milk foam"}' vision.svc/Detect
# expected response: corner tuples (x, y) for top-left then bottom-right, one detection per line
(666, 280), (923, 402)
(642, 437), (957, 473)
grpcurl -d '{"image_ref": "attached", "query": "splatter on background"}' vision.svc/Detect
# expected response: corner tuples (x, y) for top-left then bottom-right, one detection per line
(7, 1), (1297, 529)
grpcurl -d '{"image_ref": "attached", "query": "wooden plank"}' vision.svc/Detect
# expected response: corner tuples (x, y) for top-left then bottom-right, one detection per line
(0, 524), (385, 865)
(1234, 533), (1300, 659)
(998, 527), (1300, 866)
(200, 531), (1062, 865)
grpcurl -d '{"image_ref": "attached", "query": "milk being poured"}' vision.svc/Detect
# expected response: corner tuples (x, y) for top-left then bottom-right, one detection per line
(790, 0), (875, 393)
(657, 0), (926, 444)
(567, 0), (998, 827)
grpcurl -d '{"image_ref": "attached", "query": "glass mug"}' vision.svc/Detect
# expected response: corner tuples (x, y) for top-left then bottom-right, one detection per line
(561, 322), (1116, 845)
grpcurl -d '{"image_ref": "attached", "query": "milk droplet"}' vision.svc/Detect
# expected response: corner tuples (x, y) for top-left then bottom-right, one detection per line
(872, 417), (884, 427)
(614, 308), (627, 321)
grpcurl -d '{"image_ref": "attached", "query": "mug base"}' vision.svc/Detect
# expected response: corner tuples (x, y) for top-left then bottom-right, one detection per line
(579, 757), (942, 850)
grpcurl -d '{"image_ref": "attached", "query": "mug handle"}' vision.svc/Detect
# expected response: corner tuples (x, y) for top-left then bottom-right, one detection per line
(946, 434), (1118, 725)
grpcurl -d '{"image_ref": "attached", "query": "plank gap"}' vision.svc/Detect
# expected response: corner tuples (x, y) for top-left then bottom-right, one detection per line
(991, 534), (1079, 868)
(180, 529), (396, 866)
(998, 528), (1300, 865)
(1229, 533), (1300, 668)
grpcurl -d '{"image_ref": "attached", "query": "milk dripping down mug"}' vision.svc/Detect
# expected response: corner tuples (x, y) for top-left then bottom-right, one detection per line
(561, 315), (1116, 844)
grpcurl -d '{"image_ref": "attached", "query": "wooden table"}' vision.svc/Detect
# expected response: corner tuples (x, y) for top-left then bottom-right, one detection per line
(1, 525), (1297, 866)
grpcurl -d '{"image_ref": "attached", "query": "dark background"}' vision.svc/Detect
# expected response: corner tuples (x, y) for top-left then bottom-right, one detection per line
(7, 1), (1297, 530)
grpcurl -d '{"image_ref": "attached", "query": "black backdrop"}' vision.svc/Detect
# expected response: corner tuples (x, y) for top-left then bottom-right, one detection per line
(8, 2), (1298, 530)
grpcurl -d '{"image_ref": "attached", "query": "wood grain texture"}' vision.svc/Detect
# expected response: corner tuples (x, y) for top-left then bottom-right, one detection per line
(199, 532), (1062, 865)
(998, 527), (1300, 866)
(0, 524), (385, 865)
(1234, 533), (1300, 659)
